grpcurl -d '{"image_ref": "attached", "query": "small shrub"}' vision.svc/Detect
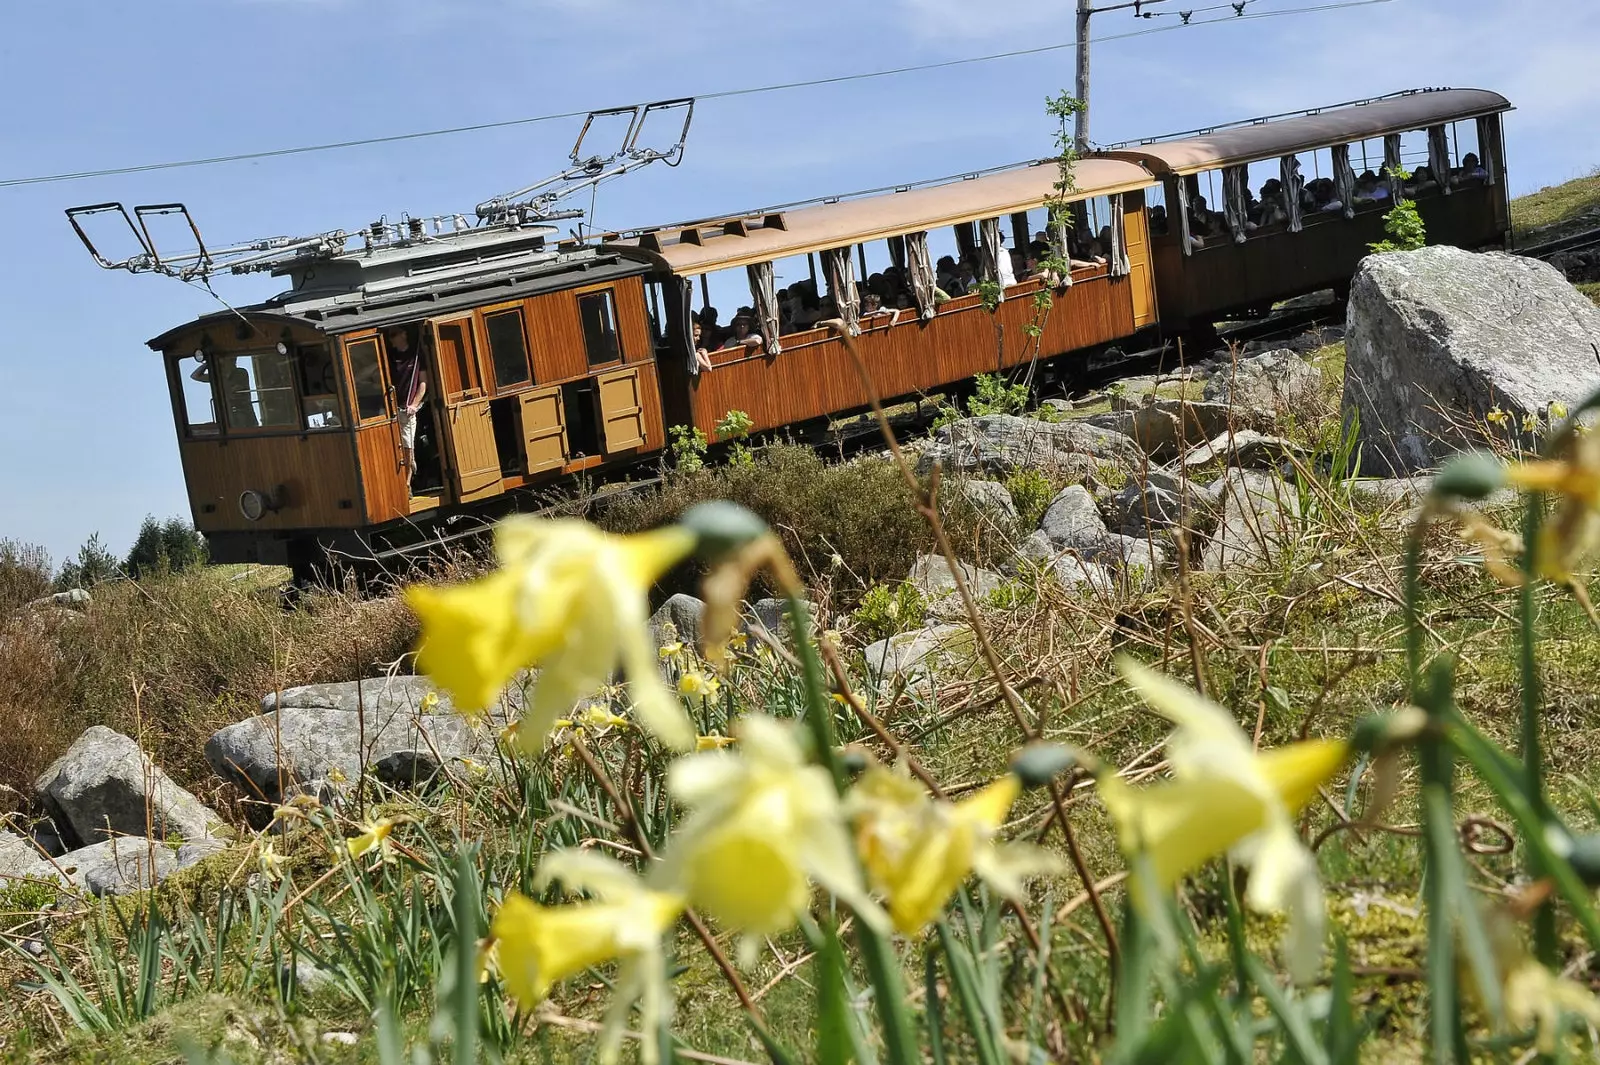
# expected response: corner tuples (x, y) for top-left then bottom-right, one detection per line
(968, 373), (1030, 418)
(715, 409), (755, 467)
(0, 540), (52, 617)
(1370, 168), (1427, 253)
(850, 581), (927, 645)
(668, 425), (708, 474)
(1005, 468), (1055, 529)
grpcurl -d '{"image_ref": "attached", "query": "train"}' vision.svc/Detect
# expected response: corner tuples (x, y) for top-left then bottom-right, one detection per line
(72, 87), (1512, 578)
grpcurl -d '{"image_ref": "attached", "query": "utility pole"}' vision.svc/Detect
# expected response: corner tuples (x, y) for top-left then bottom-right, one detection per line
(1075, 0), (1092, 154)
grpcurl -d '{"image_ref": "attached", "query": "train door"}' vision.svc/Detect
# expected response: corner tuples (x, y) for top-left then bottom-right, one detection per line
(1122, 191), (1159, 329)
(575, 285), (647, 454)
(432, 317), (501, 503)
(519, 385), (568, 475)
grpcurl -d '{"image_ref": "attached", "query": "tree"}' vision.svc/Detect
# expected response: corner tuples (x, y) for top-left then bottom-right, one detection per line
(1369, 167), (1427, 253)
(56, 533), (120, 590)
(124, 515), (209, 579)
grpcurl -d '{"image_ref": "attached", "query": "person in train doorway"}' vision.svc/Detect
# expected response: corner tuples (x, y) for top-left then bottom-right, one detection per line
(383, 324), (434, 494)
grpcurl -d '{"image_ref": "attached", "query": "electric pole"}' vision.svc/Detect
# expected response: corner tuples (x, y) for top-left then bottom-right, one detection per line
(1075, 0), (1092, 154)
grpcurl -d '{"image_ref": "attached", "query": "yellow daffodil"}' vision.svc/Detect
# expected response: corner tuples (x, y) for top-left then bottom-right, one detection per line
(1487, 406), (1511, 428)
(419, 690), (440, 713)
(848, 763), (1062, 935)
(696, 733), (736, 751)
(658, 640), (684, 661)
(258, 840), (288, 883)
(660, 715), (887, 963)
(406, 517), (697, 753)
(1097, 658), (1348, 982)
(326, 764), (347, 785)
(677, 669), (720, 707)
(1503, 427), (1600, 619)
(576, 704), (631, 731)
(1505, 957), (1600, 1052)
(492, 851), (685, 1065)
(271, 794), (322, 825)
(1551, 401), (1570, 422)
(347, 817), (398, 863)
(1522, 412), (1541, 434)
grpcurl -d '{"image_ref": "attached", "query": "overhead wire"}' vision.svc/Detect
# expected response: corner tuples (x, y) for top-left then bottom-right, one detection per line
(0, 0), (1398, 191)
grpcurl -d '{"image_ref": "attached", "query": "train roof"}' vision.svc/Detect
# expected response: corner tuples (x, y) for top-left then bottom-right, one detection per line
(608, 157), (1155, 276)
(146, 248), (649, 350)
(1104, 88), (1511, 177)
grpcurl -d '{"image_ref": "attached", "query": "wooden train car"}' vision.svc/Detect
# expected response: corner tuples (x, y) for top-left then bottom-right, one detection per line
(1107, 88), (1512, 328)
(97, 87), (1512, 577)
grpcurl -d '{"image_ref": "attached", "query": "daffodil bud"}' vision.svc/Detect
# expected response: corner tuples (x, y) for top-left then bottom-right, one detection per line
(1431, 452), (1506, 501)
(1566, 832), (1600, 887)
(681, 501), (769, 560)
(1350, 706), (1429, 754)
(1009, 743), (1076, 790)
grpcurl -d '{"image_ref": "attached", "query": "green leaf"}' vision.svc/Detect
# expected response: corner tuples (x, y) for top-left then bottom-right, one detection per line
(815, 928), (857, 1065)
(936, 919), (1007, 1065)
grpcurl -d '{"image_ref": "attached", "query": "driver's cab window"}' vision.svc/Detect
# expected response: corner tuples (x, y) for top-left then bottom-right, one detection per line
(297, 343), (342, 429)
(177, 354), (220, 436)
(205, 351), (298, 431)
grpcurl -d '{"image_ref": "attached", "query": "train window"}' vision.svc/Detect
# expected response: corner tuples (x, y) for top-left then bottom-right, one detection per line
(215, 351), (298, 431)
(435, 320), (481, 401)
(484, 307), (533, 389)
(1145, 182), (1169, 235)
(346, 338), (389, 422)
(579, 290), (623, 367)
(176, 355), (220, 436)
(297, 344), (342, 430)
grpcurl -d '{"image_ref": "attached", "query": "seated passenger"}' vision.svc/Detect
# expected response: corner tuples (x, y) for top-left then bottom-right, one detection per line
(692, 323), (714, 372)
(1456, 152), (1487, 184)
(994, 233), (1018, 287)
(1149, 205), (1169, 235)
(1372, 168), (1394, 201)
(1353, 171), (1379, 205)
(860, 292), (902, 325)
(697, 307), (726, 349)
(720, 315), (764, 352)
(936, 255), (962, 295)
(1408, 166), (1439, 195)
(1314, 179), (1343, 214)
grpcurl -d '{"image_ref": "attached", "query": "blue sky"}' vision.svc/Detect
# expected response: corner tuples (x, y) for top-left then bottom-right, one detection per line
(3, 0), (1598, 563)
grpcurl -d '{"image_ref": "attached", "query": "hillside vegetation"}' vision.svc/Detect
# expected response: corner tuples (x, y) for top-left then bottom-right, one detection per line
(1512, 166), (1600, 244)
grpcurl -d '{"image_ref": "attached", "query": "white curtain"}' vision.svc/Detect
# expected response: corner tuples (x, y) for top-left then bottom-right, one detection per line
(746, 260), (782, 356)
(1383, 134), (1404, 200)
(1427, 125), (1452, 195)
(1476, 114), (1500, 186)
(822, 246), (860, 336)
(1108, 194), (1130, 277)
(1175, 177), (1193, 258)
(1223, 164), (1249, 244)
(905, 230), (938, 320)
(1332, 144), (1357, 220)
(978, 216), (1006, 303)
(1279, 155), (1303, 234)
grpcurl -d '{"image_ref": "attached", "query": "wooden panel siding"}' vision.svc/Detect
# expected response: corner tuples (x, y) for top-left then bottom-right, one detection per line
(180, 433), (361, 533)
(355, 422), (410, 524)
(685, 268), (1136, 436)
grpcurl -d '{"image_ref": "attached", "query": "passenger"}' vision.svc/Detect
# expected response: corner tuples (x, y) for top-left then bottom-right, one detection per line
(692, 323), (714, 372)
(720, 315), (764, 353)
(1258, 179), (1288, 226)
(383, 324), (428, 492)
(1314, 179), (1343, 214)
(789, 284), (822, 330)
(1353, 171), (1379, 205)
(697, 307), (726, 349)
(936, 255), (962, 295)
(1408, 166), (1439, 195)
(190, 356), (258, 429)
(1456, 152), (1487, 184)
(1149, 204), (1169, 235)
(956, 256), (979, 294)
(1371, 168), (1393, 202)
(860, 292), (902, 326)
(994, 232), (1017, 287)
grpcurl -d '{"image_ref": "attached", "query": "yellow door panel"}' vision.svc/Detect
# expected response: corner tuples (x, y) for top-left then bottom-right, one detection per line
(520, 386), (568, 475)
(597, 368), (647, 453)
(445, 398), (501, 502)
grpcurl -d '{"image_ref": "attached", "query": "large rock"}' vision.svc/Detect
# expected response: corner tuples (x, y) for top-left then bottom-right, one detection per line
(906, 554), (1007, 620)
(55, 838), (179, 897)
(0, 830), (57, 886)
(1012, 531), (1116, 594)
(1204, 349), (1321, 411)
(1091, 399), (1271, 462)
(649, 593), (705, 654)
(1201, 470), (1301, 570)
(210, 678), (494, 808)
(950, 479), (1022, 539)
(34, 726), (226, 849)
(1039, 485), (1110, 554)
(1179, 429), (1305, 473)
(1111, 481), (1212, 537)
(1343, 246), (1600, 473)
(918, 415), (1142, 478)
(862, 624), (975, 692)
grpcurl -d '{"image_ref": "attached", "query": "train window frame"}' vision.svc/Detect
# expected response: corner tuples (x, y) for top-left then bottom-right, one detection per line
(296, 342), (344, 431)
(172, 351), (222, 438)
(577, 288), (624, 368)
(343, 334), (392, 426)
(480, 300), (535, 393)
(208, 348), (302, 433)
(432, 316), (484, 403)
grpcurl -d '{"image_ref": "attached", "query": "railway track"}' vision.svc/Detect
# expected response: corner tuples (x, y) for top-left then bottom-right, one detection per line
(1517, 225), (1600, 262)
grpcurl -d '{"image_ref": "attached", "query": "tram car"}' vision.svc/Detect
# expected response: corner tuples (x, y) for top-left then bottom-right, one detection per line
(69, 88), (1511, 578)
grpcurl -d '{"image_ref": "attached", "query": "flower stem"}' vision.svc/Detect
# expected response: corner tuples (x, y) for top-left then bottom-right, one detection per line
(1517, 495), (1557, 966)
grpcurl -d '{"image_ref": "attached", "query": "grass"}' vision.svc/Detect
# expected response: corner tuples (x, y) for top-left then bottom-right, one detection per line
(1512, 166), (1600, 244)
(7, 338), (1600, 1062)
(1578, 281), (1600, 307)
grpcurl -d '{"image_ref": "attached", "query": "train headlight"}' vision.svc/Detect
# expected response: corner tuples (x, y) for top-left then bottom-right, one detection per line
(238, 486), (285, 522)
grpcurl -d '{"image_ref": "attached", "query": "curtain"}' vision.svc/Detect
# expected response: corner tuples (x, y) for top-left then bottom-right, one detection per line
(905, 230), (938, 320)
(1223, 164), (1248, 244)
(1476, 114), (1500, 186)
(978, 216), (1006, 303)
(1108, 194), (1131, 277)
(667, 275), (698, 377)
(746, 261), (782, 357)
(1332, 144), (1357, 220)
(1175, 177), (1193, 258)
(888, 235), (908, 274)
(1383, 134), (1404, 200)
(1279, 155), (1303, 234)
(1427, 125), (1452, 196)
(1048, 207), (1073, 287)
(822, 246), (860, 336)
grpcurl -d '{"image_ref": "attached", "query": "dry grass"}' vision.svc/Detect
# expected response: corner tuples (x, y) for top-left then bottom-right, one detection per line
(1512, 166), (1600, 244)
